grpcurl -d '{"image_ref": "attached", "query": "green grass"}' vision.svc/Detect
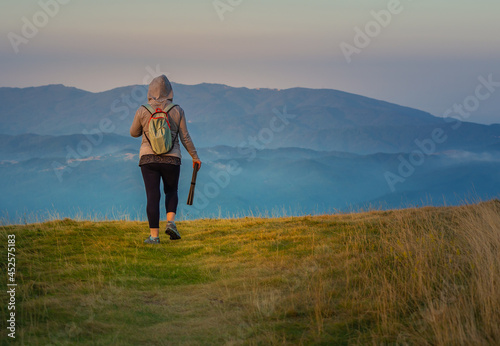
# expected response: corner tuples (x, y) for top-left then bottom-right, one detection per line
(1, 201), (500, 345)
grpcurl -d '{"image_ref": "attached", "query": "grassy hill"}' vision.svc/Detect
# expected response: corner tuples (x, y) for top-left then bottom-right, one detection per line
(1, 201), (499, 345)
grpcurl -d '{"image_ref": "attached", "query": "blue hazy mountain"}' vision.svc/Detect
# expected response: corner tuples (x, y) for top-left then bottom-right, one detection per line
(0, 84), (499, 222)
(1, 138), (499, 221)
(1, 84), (499, 154)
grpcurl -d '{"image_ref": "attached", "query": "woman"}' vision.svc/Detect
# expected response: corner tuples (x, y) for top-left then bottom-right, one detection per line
(130, 75), (201, 244)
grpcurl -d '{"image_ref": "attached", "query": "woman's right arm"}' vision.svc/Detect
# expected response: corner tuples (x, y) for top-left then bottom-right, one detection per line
(177, 108), (200, 163)
(130, 109), (143, 138)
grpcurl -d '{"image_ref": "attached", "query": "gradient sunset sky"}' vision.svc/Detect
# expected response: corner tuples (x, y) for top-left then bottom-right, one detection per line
(1, 0), (499, 123)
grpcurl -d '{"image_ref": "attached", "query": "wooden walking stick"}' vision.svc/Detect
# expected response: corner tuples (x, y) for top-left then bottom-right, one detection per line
(187, 162), (200, 205)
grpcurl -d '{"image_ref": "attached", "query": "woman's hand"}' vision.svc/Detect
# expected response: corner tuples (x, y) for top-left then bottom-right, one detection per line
(193, 160), (201, 170)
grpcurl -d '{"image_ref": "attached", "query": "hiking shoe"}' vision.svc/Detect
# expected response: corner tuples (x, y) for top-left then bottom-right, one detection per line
(144, 236), (160, 244)
(165, 221), (181, 240)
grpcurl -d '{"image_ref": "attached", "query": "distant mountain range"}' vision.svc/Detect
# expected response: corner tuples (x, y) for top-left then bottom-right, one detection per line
(2, 83), (499, 154)
(0, 83), (499, 222)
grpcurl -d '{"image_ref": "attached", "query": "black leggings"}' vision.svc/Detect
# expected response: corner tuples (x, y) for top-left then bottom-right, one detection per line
(140, 163), (180, 228)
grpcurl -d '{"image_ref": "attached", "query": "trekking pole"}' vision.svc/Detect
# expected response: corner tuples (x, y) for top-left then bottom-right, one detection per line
(187, 163), (200, 205)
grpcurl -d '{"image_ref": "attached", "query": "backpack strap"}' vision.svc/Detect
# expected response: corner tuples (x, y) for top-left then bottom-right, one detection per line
(163, 103), (177, 114)
(142, 104), (155, 115)
(141, 103), (177, 115)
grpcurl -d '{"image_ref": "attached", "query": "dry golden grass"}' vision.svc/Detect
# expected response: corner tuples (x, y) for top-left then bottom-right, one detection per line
(369, 200), (500, 345)
(0, 200), (499, 344)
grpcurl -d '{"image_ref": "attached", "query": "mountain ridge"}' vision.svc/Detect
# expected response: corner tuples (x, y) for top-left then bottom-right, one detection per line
(1, 83), (499, 154)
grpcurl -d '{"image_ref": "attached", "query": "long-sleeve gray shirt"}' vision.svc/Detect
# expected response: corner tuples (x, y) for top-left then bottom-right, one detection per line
(129, 75), (199, 162)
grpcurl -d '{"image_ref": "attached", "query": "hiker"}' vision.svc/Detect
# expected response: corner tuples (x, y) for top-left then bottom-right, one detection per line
(130, 75), (201, 244)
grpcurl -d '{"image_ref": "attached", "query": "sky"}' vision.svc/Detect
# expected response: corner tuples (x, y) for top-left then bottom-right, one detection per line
(1, 0), (499, 124)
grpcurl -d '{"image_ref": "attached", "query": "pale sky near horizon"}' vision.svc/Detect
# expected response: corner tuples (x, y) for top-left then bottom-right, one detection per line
(1, 0), (499, 123)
